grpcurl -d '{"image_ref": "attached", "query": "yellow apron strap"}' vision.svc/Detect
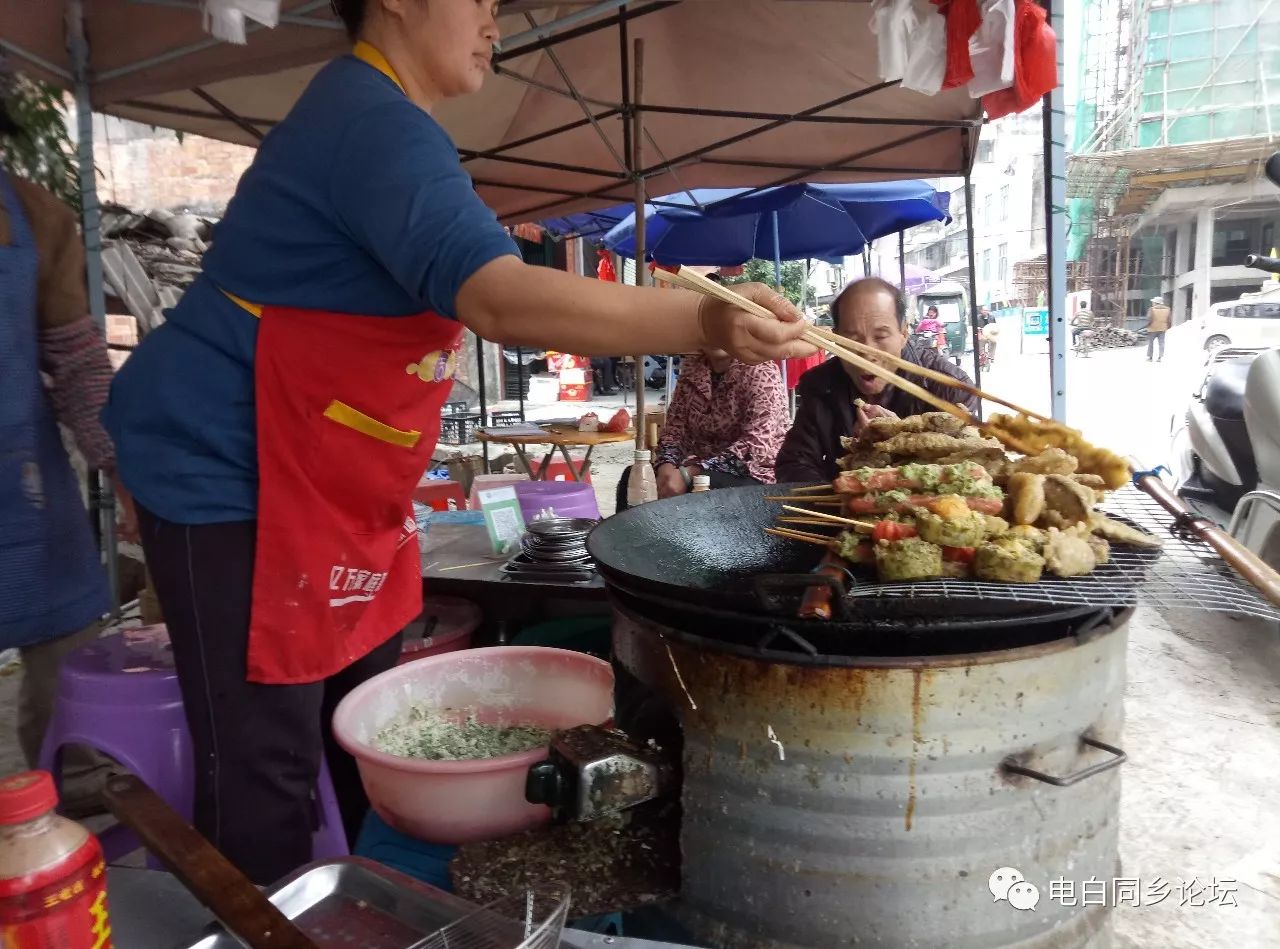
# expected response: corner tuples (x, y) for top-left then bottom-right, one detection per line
(219, 43), (404, 322)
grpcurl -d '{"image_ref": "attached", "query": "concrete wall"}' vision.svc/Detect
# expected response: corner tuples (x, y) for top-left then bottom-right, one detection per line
(91, 115), (253, 211)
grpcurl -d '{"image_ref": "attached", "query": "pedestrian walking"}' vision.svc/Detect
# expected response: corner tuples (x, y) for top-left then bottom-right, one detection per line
(1146, 295), (1171, 362)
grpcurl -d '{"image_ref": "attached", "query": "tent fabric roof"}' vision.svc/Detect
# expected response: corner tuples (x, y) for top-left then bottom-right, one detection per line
(5, 1), (984, 222)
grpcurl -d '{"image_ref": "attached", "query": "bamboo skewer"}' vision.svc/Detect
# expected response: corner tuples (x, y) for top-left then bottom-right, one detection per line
(764, 494), (842, 502)
(764, 526), (834, 547)
(778, 516), (845, 528)
(791, 483), (837, 493)
(781, 504), (875, 533)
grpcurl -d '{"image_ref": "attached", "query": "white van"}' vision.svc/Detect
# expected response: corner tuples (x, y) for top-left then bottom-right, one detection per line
(1200, 286), (1280, 352)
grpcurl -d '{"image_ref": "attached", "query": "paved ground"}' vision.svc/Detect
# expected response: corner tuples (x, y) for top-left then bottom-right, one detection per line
(4, 325), (1277, 946)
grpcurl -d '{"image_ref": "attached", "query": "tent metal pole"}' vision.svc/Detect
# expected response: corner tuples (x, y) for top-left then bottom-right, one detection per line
(98, 0), (330, 82)
(631, 37), (647, 452)
(497, 0), (677, 62)
(458, 149), (626, 179)
(500, 0), (633, 51)
(640, 104), (979, 129)
(68, 0), (119, 615)
(1042, 0), (1068, 423)
(964, 170), (983, 400)
(462, 109), (621, 163)
(772, 211), (790, 410)
(0, 39), (74, 79)
(191, 87), (265, 141)
(898, 230), (906, 289)
(476, 335), (490, 473)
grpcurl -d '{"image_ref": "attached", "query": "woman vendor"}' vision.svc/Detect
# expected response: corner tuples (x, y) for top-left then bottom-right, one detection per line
(104, 0), (810, 884)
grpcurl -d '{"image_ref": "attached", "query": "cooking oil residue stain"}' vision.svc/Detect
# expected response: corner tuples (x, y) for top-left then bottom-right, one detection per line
(905, 669), (924, 831)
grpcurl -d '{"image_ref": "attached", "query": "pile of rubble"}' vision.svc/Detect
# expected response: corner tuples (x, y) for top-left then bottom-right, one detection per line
(1089, 325), (1145, 349)
(100, 204), (217, 336)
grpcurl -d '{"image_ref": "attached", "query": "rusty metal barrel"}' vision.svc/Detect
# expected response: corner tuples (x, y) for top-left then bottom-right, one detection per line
(613, 603), (1129, 949)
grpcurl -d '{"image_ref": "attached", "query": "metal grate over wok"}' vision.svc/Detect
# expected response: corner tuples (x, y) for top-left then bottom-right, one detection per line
(850, 487), (1280, 622)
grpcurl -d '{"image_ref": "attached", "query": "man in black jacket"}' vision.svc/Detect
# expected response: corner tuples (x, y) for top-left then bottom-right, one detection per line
(775, 278), (979, 483)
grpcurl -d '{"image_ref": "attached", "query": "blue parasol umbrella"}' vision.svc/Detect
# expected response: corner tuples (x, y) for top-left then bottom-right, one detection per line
(599, 181), (950, 267)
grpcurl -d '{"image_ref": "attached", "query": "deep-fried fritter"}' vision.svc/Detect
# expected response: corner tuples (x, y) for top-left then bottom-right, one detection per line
(923, 413), (968, 435)
(1013, 448), (1078, 477)
(1041, 474), (1094, 527)
(937, 445), (1011, 478)
(1072, 474), (1107, 491)
(874, 433), (997, 460)
(866, 415), (925, 440)
(1089, 512), (1163, 548)
(1007, 472), (1046, 526)
(1043, 527), (1098, 577)
(1086, 534), (1111, 565)
(838, 450), (891, 471)
(974, 541), (1045, 583)
(985, 413), (1131, 489)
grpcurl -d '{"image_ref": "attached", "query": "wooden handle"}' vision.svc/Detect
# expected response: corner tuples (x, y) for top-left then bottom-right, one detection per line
(799, 552), (848, 620)
(1136, 474), (1280, 609)
(103, 775), (318, 949)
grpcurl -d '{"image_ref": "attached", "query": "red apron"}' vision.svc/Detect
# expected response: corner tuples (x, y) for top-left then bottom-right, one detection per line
(248, 303), (461, 683)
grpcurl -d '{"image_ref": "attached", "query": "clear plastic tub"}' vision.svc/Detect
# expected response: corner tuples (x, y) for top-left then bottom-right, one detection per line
(332, 647), (613, 844)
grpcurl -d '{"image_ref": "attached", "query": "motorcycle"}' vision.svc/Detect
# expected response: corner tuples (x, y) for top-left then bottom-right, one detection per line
(1169, 152), (1280, 563)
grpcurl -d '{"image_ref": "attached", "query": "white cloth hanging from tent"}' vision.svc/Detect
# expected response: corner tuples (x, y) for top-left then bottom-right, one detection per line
(968, 0), (1016, 97)
(202, 0), (280, 45)
(869, 0), (946, 96)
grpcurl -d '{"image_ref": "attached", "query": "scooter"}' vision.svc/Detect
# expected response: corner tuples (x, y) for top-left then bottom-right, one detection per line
(1169, 152), (1280, 562)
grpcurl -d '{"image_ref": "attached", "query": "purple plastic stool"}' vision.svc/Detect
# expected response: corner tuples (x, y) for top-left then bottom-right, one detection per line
(38, 627), (348, 864)
(514, 480), (601, 523)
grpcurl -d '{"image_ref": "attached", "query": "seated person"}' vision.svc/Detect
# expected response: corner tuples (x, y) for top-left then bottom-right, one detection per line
(615, 348), (787, 511)
(1071, 302), (1094, 346)
(775, 278), (979, 484)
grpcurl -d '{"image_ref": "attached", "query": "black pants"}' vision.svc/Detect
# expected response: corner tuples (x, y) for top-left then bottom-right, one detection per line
(137, 507), (402, 884)
(591, 357), (617, 393)
(614, 466), (761, 513)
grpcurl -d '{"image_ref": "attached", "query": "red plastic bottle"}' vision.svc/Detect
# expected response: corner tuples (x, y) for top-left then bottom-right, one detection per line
(0, 771), (112, 948)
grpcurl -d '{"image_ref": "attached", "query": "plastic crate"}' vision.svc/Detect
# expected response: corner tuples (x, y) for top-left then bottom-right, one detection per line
(487, 409), (524, 427)
(443, 400), (469, 416)
(438, 412), (481, 445)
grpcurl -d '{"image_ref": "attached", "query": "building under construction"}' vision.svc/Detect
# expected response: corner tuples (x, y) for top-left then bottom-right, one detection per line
(1068, 0), (1279, 330)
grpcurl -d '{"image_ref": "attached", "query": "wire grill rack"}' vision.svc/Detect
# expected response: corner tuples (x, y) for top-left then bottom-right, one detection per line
(848, 487), (1280, 622)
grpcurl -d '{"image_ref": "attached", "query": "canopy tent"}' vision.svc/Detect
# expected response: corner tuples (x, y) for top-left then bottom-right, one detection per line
(4, 0), (1070, 603)
(599, 181), (950, 266)
(4, 0), (985, 223)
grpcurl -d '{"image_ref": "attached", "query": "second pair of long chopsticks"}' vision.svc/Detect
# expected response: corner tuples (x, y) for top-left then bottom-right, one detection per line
(653, 266), (1047, 424)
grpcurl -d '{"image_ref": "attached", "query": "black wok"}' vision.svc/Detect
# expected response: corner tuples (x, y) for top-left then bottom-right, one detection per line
(587, 483), (1150, 631)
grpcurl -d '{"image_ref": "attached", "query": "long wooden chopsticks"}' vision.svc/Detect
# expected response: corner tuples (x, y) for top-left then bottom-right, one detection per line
(653, 266), (1047, 425)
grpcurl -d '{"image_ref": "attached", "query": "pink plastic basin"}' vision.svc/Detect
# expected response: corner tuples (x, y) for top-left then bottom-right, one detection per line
(332, 646), (613, 844)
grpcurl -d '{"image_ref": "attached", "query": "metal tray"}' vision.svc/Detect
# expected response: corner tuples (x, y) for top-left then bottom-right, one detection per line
(180, 857), (513, 948)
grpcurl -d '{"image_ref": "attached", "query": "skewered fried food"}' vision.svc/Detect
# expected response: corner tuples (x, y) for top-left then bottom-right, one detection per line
(982, 514), (1011, 537)
(1012, 448), (1078, 477)
(1007, 472), (1046, 525)
(874, 537), (943, 581)
(1041, 474), (1095, 527)
(873, 432), (1000, 461)
(916, 507), (987, 547)
(846, 493), (1005, 516)
(937, 444), (1011, 478)
(1089, 512), (1164, 548)
(835, 462), (995, 496)
(1006, 525), (1048, 551)
(985, 413), (1130, 490)
(1043, 527), (1098, 578)
(974, 541), (1045, 583)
